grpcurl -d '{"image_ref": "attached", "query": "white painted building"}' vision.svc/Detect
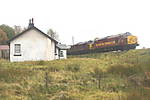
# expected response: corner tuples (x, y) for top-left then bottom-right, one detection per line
(55, 44), (70, 59)
(8, 19), (67, 62)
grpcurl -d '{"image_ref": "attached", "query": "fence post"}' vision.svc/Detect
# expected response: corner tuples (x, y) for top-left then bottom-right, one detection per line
(45, 71), (48, 89)
(98, 74), (101, 89)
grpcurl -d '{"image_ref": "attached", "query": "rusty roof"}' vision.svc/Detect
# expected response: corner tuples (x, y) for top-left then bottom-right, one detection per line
(0, 45), (9, 50)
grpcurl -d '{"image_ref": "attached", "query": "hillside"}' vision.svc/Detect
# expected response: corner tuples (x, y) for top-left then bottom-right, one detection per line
(0, 49), (150, 100)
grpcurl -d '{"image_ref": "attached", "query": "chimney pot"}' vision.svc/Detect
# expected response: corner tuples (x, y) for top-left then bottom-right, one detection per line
(29, 19), (31, 24)
(32, 18), (34, 24)
(28, 18), (34, 28)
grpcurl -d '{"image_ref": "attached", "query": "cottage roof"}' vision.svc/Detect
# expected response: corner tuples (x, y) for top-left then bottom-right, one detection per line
(56, 44), (70, 50)
(7, 26), (58, 43)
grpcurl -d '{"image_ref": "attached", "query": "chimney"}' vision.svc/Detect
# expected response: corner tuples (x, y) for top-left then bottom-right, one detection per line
(28, 18), (34, 28)
(31, 18), (34, 26)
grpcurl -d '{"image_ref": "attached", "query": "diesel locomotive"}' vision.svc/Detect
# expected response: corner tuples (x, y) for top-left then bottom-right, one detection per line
(68, 32), (139, 55)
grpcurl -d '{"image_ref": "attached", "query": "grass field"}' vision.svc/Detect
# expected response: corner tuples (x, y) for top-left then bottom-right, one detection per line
(0, 49), (150, 100)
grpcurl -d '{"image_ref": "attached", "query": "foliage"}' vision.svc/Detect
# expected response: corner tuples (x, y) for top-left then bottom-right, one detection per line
(0, 28), (8, 44)
(0, 24), (15, 39)
(47, 29), (59, 41)
(13, 25), (23, 34)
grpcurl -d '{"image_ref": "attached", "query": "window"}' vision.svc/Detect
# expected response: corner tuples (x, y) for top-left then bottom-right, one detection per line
(14, 44), (21, 56)
(60, 51), (64, 57)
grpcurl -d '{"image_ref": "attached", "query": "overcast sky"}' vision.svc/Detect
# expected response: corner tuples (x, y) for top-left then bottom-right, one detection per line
(0, 0), (150, 48)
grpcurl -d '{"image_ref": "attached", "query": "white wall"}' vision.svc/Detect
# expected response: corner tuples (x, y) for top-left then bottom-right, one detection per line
(10, 29), (55, 62)
(55, 47), (59, 59)
(60, 50), (67, 59)
(55, 48), (67, 59)
(51, 40), (55, 60)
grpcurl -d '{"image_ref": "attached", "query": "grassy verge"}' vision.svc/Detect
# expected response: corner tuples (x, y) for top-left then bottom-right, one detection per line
(0, 49), (150, 100)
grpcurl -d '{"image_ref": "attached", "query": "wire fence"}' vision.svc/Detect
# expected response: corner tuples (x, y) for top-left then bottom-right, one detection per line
(42, 69), (150, 100)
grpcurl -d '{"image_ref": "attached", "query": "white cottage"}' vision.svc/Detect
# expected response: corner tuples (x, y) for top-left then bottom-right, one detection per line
(8, 19), (58, 62)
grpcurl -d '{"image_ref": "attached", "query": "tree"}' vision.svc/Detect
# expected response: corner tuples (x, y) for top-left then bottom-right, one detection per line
(14, 25), (22, 34)
(0, 29), (8, 44)
(0, 24), (15, 39)
(47, 29), (59, 41)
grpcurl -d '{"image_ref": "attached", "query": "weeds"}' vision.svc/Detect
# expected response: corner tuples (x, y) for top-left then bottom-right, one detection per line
(37, 60), (45, 65)
(107, 64), (143, 77)
(66, 64), (80, 72)
(0, 49), (150, 100)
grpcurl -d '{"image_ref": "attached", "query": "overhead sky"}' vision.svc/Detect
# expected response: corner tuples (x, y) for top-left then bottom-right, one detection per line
(0, 0), (150, 48)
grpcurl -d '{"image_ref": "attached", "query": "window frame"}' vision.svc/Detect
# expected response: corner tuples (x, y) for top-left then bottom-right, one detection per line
(14, 44), (21, 56)
(60, 50), (64, 57)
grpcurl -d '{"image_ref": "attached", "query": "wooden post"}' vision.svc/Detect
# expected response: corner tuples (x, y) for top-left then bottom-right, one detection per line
(45, 72), (48, 88)
(98, 74), (101, 89)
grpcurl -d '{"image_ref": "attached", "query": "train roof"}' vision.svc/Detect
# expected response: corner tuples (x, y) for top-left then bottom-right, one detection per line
(73, 32), (132, 46)
(97, 32), (132, 41)
(74, 40), (93, 45)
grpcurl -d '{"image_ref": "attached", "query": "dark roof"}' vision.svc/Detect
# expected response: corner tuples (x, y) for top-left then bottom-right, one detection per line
(7, 26), (58, 43)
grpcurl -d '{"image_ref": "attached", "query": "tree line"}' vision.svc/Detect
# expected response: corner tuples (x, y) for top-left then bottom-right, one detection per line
(0, 24), (15, 44)
(0, 24), (59, 45)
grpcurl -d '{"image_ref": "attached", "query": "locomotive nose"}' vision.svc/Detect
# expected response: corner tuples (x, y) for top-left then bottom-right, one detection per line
(127, 36), (138, 44)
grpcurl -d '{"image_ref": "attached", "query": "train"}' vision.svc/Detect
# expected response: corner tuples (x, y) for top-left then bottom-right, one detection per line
(68, 32), (139, 55)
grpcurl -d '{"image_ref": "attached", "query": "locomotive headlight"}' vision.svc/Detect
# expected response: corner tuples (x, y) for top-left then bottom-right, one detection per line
(127, 36), (138, 44)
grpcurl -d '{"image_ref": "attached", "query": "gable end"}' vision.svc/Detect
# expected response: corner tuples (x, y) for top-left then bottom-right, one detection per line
(7, 26), (58, 44)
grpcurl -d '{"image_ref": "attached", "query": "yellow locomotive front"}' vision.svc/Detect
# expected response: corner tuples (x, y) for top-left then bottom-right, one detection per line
(127, 35), (138, 45)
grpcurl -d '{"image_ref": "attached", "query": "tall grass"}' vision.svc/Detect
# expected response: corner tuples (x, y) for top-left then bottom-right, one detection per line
(0, 49), (150, 100)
